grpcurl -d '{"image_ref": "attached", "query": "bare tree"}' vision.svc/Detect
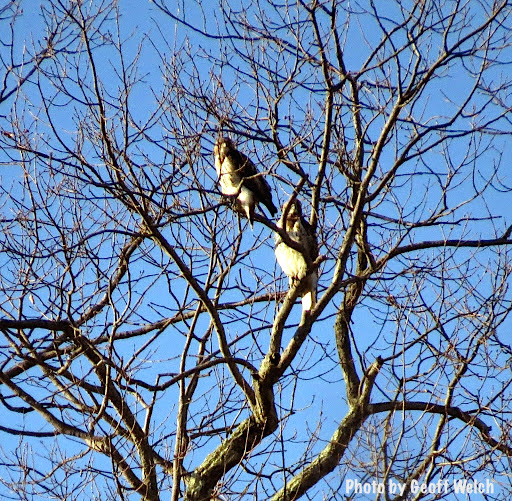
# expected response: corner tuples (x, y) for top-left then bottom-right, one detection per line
(1, 0), (512, 499)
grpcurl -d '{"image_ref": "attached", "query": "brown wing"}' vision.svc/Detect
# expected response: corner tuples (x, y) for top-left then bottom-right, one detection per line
(229, 149), (277, 217)
(299, 216), (318, 263)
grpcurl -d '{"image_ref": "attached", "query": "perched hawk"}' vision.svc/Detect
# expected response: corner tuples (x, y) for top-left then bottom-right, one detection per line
(214, 137), (277, 227)
(275, 199), (319, 314)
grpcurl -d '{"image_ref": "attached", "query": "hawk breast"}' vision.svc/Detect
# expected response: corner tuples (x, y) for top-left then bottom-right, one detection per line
(275, 229), (309, 280)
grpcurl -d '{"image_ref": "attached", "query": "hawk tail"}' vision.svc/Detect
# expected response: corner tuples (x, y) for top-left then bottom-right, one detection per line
(263, 199), (278, 217)
(301, 289), (316, 312)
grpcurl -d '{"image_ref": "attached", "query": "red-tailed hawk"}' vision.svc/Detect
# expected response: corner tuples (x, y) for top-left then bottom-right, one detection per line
(275, 199), (319, 314)
(213, 137), (277, 227)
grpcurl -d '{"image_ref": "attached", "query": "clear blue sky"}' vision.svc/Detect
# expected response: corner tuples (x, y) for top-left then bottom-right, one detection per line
(1, 1), (511, 499)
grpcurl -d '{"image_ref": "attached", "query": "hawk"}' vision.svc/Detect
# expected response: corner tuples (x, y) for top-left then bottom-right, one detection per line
(213, 137), (277, 227)
(275, 199), (319, 314)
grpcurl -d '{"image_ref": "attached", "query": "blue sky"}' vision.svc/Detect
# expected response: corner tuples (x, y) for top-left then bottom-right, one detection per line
(1, 1), (512, 499)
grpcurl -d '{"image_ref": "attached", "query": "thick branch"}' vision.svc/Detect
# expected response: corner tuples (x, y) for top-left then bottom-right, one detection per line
(184, 414), (278, 501)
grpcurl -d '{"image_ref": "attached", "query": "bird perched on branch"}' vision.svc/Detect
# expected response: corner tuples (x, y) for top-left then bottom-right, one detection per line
(213, 137), (277, 227)
(275, 199), (319, 314)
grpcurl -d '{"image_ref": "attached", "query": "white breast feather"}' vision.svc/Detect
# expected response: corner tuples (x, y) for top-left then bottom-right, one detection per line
(275, 231), (308, 281)
(216, 156), (242, 196)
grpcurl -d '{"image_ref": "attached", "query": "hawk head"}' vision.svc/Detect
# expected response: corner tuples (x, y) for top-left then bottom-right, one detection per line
(213, 137), (235, 165)
(281, 199), (303, 231)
